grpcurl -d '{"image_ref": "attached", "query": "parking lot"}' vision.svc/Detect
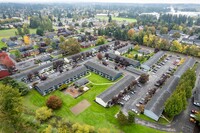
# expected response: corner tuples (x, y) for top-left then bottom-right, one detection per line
(121, 54), (182, 115)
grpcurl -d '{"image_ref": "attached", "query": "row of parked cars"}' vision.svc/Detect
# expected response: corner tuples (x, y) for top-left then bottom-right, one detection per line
(151, 55), (171, 74)
(190, 109), (199, 124)
(118, 89), (137, 107)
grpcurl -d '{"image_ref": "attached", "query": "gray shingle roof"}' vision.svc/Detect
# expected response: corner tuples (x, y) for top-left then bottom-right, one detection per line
(97, 75), (135, 103)
(145, 76), (179, 118)
(142, 51), (165, 68)
(145, 57), (195, 119)
(36, 65), (88, 92)
(126, 66), (145, 76)
(116, 44), (133, 53)
(74, 78), (89, 86)
(84, 61), (121, 78)
(107, 52), (140, 67)
(174, 58), (196, 78)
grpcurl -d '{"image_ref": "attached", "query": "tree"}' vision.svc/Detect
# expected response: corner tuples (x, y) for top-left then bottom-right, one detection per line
(143, 35), (148, 46)
(138, 74), (149, 84)
(43, 125), (53, 133)
(128, 111), (135, 123)
(16, 24), (30, 37)
(117, 111), (128, 125)
(160, 27), (168, 34)
(46, 95), (63, 110)
(170, 40), (183, 53)
(195, 113), (200, 124)
(23, 24), (30, 35)
(97, 53), (103, 60)
(35, 106), (52, 121)
(59, 36), (65, 43)
(3, 14), (6, 19)
(30, 16), (41, 28)
(45, 38), (51, 45)
(127, 29), (135, 39)
(164, 92), (184, 118)
(16, 27), (24, 36)
(60, 38), (80, 55)
(96, 36), (106, 46)
(36, 28), (44, 36)
(0, 84), (23, 129)
(134, 45), (140, 51)
(172, 32), (181, 38)
(108, 15), (112, 23)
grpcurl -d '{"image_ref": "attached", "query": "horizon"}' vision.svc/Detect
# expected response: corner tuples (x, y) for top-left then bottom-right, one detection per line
(0, 0), (200, 4)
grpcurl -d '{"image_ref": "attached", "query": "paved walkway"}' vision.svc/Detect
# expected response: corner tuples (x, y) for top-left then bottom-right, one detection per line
(135, 118), (177, 132)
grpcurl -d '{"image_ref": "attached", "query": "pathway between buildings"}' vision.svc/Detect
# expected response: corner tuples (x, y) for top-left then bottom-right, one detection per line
(135, 118), (177, 132)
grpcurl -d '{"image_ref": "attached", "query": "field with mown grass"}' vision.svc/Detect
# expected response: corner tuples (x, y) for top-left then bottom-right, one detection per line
(96, 16), (137, 23)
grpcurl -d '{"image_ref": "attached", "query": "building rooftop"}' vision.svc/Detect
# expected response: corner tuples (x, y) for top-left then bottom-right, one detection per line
(36, 65), (88, 92)
(97, 75), (135, 104)
(142, 51), (165, 68)
(85, 61), (122, 78)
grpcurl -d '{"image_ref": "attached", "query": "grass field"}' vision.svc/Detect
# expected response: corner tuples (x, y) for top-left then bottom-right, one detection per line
(0, 28), (36, 40)
(96, 16), (137, 23)
(80, 46), (96, 52)
(23, 72), (166, 133)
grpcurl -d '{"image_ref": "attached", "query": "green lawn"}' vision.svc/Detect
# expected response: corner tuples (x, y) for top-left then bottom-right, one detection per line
(0, 41), (7, 49)
(80, 46), (96, 52)
(0, 28), (36, 40)
(136, 114), (169, 125)
(96, 16), (137, 23)
(124, 50), (154, 64)
(23, 72), (166, 133)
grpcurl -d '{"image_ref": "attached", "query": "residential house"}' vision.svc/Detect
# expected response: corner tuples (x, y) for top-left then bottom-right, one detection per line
(107, 52), (140, 68)
(84, 61), (122, 81)
(115, 44), (133, 55)
(138, 49), (150, 55)
(181, 38), (194, 45)
(194, 39), (200, 46)
(157, 34), (174, 42)
(168, 30), (183, 36)
(96, 75), (135, 107)
(0, 64), (10, 79)
(80, 41), (95, 48)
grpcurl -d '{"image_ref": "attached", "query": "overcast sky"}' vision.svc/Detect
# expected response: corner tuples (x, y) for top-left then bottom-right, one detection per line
(0, 0), (200, 4)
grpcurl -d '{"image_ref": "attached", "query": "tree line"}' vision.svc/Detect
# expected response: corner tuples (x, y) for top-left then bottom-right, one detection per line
(164, 67), (196, 118)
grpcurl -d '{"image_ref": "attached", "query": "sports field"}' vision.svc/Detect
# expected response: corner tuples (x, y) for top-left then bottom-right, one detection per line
(96, 16), (137, 23)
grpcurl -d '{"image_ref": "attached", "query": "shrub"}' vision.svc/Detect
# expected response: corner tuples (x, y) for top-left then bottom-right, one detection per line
(35, 107), (52, 121)
(46, 95), (62, 110)
(58, 84), (68, 91)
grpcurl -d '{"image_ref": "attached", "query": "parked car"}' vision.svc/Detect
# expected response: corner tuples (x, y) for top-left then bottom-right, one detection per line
(191, 110), (199, 114)
(190, 118), (197, 123)
(131, 108), (139, 114)
(190, 114), (196, 119)
(118, 102), (124, 107)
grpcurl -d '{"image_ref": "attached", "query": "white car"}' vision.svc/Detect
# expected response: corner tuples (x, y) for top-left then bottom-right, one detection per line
(131, 109), (139, 114)
(190, 114), (196, 119)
